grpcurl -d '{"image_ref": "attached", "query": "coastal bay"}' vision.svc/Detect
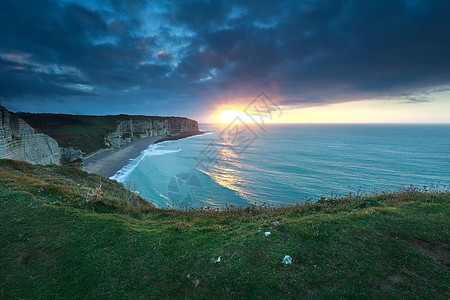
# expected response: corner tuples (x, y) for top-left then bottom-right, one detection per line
(84, 131), (205, 178)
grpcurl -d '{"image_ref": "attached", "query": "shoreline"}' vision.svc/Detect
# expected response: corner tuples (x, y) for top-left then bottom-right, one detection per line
(83, 131), (206, 178)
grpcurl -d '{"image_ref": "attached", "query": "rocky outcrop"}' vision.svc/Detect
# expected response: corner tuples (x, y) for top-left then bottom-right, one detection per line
(60, 147), (84, 167)
(105, 118), (199, 148)
(0, 106), (60, 165)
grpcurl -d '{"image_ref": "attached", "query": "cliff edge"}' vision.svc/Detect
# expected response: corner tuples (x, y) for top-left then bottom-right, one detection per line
(0, 106), (60, 165)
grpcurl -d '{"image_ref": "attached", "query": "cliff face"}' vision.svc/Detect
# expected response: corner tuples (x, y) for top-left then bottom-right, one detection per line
(0, 106), (60, 165)
(17, 112), (200, 156)
(60, 147), (84, 167)
(104, 118), (199, 148)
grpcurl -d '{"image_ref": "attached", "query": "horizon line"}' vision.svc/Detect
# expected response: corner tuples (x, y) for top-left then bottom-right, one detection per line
(199, 122), (450, 125)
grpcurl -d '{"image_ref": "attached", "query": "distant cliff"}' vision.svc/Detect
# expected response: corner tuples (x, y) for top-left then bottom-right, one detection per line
(17, 113), (199, 156)
(104, 118), (199, 148)
(0, 106), (60, 165)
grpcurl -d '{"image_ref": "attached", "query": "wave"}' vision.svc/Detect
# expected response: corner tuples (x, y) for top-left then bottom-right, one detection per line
(177, 131), (214, 141)
(143, 144), (181, 156)
(109, 132), (209, 183)
(110, 144), (181, 182)
(109, 151), (146, 183)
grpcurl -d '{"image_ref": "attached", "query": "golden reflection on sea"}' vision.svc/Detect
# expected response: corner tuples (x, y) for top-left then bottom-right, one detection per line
(197, 144), (254, 202)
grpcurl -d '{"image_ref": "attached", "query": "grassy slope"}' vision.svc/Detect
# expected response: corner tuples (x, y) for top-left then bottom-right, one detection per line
(16, 114), (122, 154)
(0, 159), (449, 299)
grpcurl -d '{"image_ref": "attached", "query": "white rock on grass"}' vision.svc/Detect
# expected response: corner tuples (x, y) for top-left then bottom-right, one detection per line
(282, 255), (292, 265)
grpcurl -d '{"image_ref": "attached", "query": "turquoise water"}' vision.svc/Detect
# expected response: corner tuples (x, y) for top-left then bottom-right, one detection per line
(116, 124), (450, 209)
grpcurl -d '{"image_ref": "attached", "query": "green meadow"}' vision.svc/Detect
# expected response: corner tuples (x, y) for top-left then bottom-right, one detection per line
(0, 159), (448, 299)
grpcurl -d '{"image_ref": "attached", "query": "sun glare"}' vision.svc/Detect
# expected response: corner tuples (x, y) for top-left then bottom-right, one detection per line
(216, 110), (255, 124)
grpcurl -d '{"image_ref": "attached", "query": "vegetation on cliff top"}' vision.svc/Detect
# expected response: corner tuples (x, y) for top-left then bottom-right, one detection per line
(0, 159), (449, 298)
(17, 113), (197, 155)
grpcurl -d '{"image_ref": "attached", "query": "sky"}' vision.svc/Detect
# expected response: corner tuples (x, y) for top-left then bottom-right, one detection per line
(0, 0), (449, 123)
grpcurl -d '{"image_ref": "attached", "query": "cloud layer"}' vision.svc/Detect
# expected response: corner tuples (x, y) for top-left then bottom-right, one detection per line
(1, 0), (449, 117)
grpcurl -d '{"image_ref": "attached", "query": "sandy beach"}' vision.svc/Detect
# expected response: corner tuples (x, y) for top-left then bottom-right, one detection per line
(83, 131), (205, 178)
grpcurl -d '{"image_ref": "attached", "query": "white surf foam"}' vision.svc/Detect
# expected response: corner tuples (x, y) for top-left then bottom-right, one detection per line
(110, 144), (181, 182)
(109, 151), (146, 183)
(180, 131), (214, 140)
(143, 144), (181, 156)
(110, 133), (210, 183)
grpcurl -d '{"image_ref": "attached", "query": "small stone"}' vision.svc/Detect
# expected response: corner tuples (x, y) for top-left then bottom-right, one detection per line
(282, 255), (292, 265)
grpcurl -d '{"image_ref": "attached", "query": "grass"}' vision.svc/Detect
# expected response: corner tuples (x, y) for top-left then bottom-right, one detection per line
(16, 114), (119, 154)
(0, 159), (449, 299)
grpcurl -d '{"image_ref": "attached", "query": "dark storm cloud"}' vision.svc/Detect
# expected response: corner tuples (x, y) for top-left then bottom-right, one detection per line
(0, 57), (94, 98)
(0, 0), (449, 116)
(172, 0), (450, 107)
(174, 0), (228, 31)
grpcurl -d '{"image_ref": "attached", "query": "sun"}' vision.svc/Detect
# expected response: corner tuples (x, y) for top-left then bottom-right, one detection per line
(216, 110), (253, 124)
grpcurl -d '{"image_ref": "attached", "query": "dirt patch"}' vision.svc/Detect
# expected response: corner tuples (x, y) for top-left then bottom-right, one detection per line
(406, 239), (449, 269)
(387, 274), (404, 283)
(380, 230), (449, 269)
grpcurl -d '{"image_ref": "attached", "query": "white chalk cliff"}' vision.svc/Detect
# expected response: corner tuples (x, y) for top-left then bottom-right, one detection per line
(104, 118), (199, 148)
(0, 106), (60, 165)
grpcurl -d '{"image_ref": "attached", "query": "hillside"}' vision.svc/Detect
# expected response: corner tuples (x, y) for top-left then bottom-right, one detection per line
(17, 113), (199, 155)
(0, 159), (449, 298)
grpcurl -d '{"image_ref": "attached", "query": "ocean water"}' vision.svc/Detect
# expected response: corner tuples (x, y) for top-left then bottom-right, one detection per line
(114, 124), (450, 209)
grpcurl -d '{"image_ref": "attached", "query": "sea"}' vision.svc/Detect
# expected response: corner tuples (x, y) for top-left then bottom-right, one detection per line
(111, 124), (450, 209)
